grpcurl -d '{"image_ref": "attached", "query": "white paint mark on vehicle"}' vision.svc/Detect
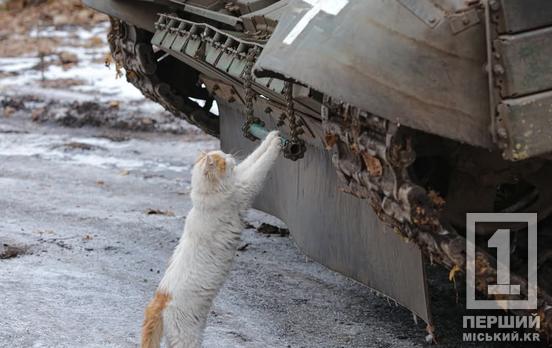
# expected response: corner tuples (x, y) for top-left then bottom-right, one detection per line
(283, 0), (348, 45)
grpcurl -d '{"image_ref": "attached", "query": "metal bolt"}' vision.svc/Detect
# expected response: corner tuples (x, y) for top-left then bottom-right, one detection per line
(497, 127), (508, 139)
(489, 0), (500, 11)
(493, 64), (505, 75)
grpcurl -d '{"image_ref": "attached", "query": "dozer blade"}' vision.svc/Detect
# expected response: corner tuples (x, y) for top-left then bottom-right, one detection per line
(219, 100), (432, 325)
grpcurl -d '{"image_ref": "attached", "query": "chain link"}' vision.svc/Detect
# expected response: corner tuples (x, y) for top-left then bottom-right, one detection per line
(282, 81), (306, 160)
(241, 52), (306, 160)
(241, 47), (263, 141)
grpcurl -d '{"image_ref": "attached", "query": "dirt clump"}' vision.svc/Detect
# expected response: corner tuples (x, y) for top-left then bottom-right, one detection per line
(57, 51), (79, 66)
(145, 209), (176, 217)
(256, 223), (290, 237)
(0, 243), (28, 259)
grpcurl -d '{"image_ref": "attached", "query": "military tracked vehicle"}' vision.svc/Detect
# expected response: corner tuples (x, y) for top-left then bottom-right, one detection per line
(84, 0), (552, 339)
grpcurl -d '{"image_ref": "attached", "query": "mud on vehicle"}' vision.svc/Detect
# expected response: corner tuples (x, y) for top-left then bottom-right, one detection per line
(85, 0), (552, 340)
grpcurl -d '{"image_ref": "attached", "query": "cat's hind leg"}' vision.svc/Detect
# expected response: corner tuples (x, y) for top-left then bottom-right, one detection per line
(142, 291), (171, 348)
(163, 306), (204, 348)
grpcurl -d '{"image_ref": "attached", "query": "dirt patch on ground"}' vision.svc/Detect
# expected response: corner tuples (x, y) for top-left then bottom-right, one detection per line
(0, 0), (107, 57)
(145, 208), (176, 217)
(51, 141), (107, 152)
(1, 95), (202, 134)
(39, 78), (85, 89)
(0, 0), (106, 32)
(256, 222), (290, 237)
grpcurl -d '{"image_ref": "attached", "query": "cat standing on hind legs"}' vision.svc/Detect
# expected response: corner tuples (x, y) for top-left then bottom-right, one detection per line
(141, 131), (282, 348)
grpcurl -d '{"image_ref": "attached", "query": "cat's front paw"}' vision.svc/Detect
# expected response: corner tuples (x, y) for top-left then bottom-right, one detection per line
(265, 130), (279, 143)
(269, 134), (283, 153)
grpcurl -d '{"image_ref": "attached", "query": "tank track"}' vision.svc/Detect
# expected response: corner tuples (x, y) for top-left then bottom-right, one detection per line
(107, 18), (219, 137)
(322, 97), (552, 338)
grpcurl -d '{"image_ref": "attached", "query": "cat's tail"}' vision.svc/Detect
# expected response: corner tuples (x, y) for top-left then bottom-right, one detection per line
(141, 291), (171, 348)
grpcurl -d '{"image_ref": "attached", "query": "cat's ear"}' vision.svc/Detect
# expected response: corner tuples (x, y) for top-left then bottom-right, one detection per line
(196, 151), (208, 164)
(203, 155), (215, 176)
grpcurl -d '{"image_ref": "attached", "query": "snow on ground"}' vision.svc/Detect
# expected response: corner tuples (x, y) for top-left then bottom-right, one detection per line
(0, 22), (219, 117)
(1, 22), (146, 102)
(0, 22), (208, 135)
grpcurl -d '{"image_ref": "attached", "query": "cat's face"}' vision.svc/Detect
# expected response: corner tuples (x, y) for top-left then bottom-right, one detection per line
(192, 150), (236, 190)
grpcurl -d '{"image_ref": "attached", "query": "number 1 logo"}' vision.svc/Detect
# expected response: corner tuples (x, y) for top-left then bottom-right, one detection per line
(487, 229), (520, 296)
(466, 213), (537, 310)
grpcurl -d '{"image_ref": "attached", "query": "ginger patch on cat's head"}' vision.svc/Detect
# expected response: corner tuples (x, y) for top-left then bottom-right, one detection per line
(196, 151), (233, 180)
(210, 153), (227, 174)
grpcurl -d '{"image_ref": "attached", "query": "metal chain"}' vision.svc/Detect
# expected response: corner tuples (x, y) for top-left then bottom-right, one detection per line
(277, 84), (288, 127)
(239, 48), (306, 160)
(282, 81), (306, 160)
(241, 46), (263, 140)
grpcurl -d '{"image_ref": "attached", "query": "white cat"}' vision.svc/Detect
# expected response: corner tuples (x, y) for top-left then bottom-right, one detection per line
(141, 131), (281, 348)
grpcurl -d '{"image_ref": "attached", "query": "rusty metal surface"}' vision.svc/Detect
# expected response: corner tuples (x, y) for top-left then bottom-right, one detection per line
(219, 99), (432, 325)
(319, 98), (552, 339)
(487, 2), (552, 160)
(495, 27), (552, 98)
(498, 91), (552, 160)
(497, 0), (552, 34)
(254, 0), (492, 148)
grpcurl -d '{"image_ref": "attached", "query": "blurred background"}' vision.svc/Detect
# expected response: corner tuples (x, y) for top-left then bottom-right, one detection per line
(0, 0), (208, 133)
